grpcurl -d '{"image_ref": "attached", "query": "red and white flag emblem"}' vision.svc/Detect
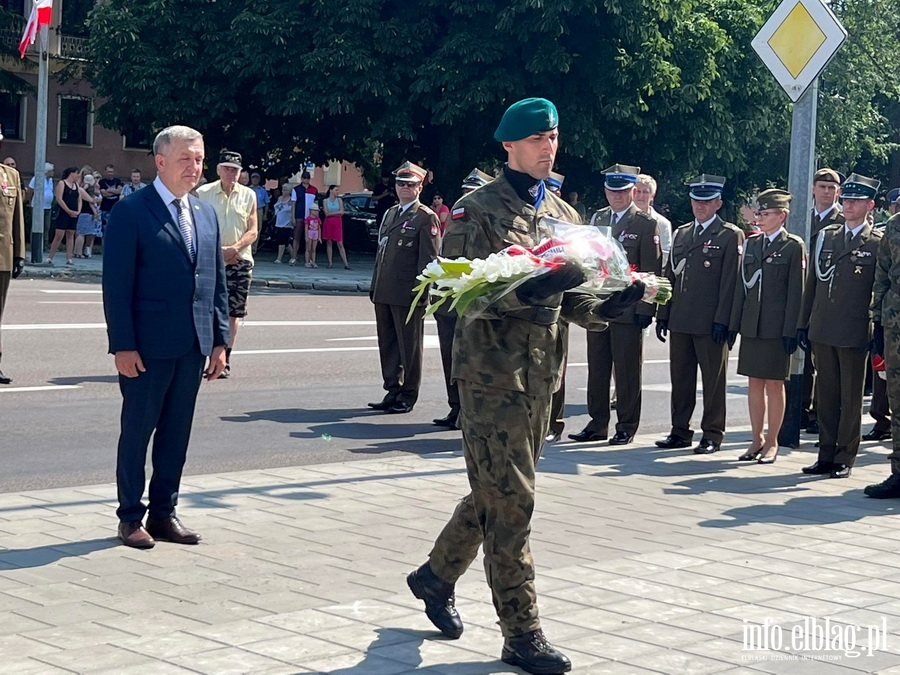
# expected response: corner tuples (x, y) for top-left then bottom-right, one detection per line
(19, 0), (53, 59)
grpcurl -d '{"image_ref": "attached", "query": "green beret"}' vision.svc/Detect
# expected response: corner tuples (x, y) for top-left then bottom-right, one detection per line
(494, 98), (559, 142)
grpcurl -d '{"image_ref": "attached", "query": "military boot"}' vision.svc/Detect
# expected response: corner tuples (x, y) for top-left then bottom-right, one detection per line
(864, 474), (900, 499)
(501, 629), (572, 674)
(406, 562), (463, 639)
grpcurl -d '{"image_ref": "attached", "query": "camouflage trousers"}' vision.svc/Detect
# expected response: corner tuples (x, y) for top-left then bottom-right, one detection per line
(428, 380), (552, 637)
(884, 326), (900, 473)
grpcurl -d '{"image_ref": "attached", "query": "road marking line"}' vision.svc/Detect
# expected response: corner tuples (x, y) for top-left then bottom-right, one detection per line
(0, 385), (82, 393)
(5, 323), (105, 330)
(233, 347), (380, 355)
(38, 301), (103, 305)
(39, 289), (102, 294)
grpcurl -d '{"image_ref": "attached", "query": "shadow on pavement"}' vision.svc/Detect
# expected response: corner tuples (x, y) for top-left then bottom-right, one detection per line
(0, 537), (118, 569)
(219, 407), (377, 425)
(321, 627), (516, 675)
(49, 374), (119, 386)
(700, 493), (900, 529)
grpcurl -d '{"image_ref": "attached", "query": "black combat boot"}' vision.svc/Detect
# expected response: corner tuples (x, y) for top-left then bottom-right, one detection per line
(865, 474), (900, 499)
(501, 629), (572, 674)
(406, 562), (463, 639)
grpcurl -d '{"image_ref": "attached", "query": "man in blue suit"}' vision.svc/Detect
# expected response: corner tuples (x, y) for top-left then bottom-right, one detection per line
(103, 125), (230, 549)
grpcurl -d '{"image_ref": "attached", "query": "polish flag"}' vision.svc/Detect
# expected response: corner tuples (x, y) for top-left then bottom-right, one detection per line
(18, 0), (53, 59)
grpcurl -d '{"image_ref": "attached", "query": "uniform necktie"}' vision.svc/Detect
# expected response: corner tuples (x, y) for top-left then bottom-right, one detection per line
(172, 198), (196, 261)
(612, 212), (619, 227)
(845, 229), (853, 248)
(695, 224), (703, 241)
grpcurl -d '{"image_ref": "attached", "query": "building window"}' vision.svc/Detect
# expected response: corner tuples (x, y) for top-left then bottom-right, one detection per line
(122, 121), (151, 151)
(0, 92), (24, 141)
(58, 96), (92, 146)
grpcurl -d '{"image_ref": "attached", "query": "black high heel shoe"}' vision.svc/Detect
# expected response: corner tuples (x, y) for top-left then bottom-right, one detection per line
(738, 447), (763, 461)
(758, 453), (778, 465)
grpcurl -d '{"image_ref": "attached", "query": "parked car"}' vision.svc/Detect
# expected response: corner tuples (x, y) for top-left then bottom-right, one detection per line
(340, 191), (376, 215)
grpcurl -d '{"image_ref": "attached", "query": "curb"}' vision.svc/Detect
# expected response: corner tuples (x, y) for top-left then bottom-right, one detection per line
(20, 264), (370, 293)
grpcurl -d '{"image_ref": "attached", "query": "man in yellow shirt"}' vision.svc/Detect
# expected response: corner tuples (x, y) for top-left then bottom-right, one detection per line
(196, 150), (258, 378)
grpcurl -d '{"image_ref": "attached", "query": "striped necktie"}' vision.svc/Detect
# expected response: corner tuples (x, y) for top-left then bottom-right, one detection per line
(172, 198), (196, 261)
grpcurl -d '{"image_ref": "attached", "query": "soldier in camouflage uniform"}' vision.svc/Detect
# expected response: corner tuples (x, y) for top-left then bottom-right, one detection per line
(867, 190), (900, 497)
(405, 98), (644, 675)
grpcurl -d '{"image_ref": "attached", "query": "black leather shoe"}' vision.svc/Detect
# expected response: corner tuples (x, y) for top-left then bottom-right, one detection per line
(501, 629), (572, 674)
(368, 398), (396, 411)
(545, 431), (561, 444)
(863, 428), (891, 441)
(609, 431), (633, 446)
(693, 438), (720, 454)
(217, 364), (230, 380)
(387, 401), (414, 414)
(656, 435), (691, 449)
(406, 563), (463, 639)
(830, 463), (852, 478)
(805, 421), (819, 434)
(802, 460), (833, 475)
(567, 428), (607, 443)
(865, 474), (900, 498)
(0, 370), (10, 385)
(433, 413), (459, 428)
(145, 516), (201, 544)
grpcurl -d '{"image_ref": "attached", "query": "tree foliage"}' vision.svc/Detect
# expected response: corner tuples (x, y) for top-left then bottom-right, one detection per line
(84, 0), (900, 217)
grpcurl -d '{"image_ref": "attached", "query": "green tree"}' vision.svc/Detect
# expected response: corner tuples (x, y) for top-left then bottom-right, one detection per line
(85, 0), (896, 217)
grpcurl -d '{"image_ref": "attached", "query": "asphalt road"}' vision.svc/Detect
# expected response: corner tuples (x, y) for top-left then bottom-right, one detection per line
(0, 278), (751, 492)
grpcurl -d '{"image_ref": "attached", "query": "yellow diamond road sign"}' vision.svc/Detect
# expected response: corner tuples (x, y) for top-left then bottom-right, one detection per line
(752, 0), (847, 102)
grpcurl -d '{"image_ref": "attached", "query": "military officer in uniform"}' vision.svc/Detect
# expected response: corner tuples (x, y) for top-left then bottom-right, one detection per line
(544, 169), (569, 444)
(406, 98), (643, 675)
(655, 175), (744, 454)
(733, 189), (805, 464)
(569, 164), (661, 445)
(862, 188), (899, 442)
(799, 174), (882, 479)
(0, 125), (25, 385)
(433, 169), (495, 430)
(803, 168), (845, 434)
(368, 161), (440, 414)
(867, 187), (900, 497)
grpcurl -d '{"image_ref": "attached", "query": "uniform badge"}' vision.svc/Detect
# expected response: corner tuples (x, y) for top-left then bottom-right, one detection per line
(855, 266), (862, 274)
(431, 225), (438, 236)
(618, 232), (625, 242)
(653, 234), (660, 246)
(703, 260), (711, 268)
(451, 207), (465, 220)
(766, 258), (772, 264)
(702, 246), (708, 254)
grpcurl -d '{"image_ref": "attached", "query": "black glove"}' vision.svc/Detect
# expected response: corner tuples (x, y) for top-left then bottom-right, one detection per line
(873, 322), (885, 357)
(711, 323), (728, 345)
(596, 280), (646, 320)
(634, 313), (653, 330)
(727, 331), (738, 350)
(515, 262), (587, 306)
(12, 257), (24, 280)
(655, 319), (668, 343)
(783, 336), (798, 355)
(797, 328), (810, 352)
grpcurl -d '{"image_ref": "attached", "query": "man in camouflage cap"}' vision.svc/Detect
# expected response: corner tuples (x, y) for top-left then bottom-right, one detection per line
(406, 97), (644, 675)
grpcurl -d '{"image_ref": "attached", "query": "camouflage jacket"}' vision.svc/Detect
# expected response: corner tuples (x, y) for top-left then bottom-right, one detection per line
(442, 172), (608, 394)
(873, 212), (900, 329)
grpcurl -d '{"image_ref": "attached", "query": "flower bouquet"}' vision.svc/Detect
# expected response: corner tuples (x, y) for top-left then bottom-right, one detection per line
(407, 216), (671, 322)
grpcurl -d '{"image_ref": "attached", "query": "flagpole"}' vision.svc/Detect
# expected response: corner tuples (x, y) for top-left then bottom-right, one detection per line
(29, 20), (49, 263)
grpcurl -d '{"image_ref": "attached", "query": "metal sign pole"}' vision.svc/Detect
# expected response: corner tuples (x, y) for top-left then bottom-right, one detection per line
(30, 22), (49, 264)
(779, 79), (818, 448)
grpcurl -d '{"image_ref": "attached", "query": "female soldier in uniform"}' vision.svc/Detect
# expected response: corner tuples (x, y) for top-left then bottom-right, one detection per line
(734, 189), (805, 464)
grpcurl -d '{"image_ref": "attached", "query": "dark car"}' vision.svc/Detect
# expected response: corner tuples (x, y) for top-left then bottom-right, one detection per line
(340, 191), (376, 215)
(341, 200), (379, 252)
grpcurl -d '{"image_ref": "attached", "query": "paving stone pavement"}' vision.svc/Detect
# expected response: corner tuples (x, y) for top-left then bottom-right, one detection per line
(2, 429), (900, 674)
